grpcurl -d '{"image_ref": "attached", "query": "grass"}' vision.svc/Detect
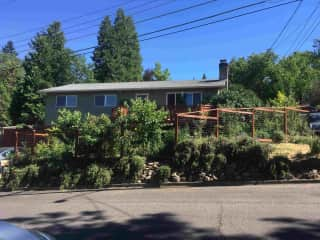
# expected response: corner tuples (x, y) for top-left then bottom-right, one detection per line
(270, 143), (310, 160)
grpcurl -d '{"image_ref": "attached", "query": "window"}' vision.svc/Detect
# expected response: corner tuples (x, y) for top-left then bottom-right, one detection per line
(193, 93), (201, 105)
(56, 95), (77, 108)
(95, 96), (105, 107)
(184, 93), (193, 106)
(136, 93), (149, 100)
(166, 92), (202, 106)
(94, 95), (117, 107)
(167, 93), (175, 106)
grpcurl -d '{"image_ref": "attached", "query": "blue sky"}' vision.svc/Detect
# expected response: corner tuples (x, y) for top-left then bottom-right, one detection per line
(0, 0), (319, 80)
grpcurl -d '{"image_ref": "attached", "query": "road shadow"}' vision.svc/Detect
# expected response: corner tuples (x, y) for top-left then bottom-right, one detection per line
(3, 211), (320, 239)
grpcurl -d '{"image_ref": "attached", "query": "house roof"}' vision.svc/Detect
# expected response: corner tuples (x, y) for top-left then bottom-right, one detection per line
(39, 79), (226, 94)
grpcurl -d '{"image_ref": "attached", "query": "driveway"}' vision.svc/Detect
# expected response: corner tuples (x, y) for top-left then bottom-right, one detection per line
(0, 184), (319, 239)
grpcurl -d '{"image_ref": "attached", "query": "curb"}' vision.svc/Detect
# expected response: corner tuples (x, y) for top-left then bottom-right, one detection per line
(1, 179), (320, 194)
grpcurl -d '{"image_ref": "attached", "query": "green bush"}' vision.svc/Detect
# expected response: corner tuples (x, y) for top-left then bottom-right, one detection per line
(173, 140), (200, 178)
(212, 154), (227, 176)
(129, 155), (146, 182)
(156, 165), (171, 183)
(114, 155), (145, 183)
(86, 164), (112, 188)
(311, 137), (320, 155)
(3, 164), (39, 190)
(271, 131), (285, 143)
(198, 142), (215, 173)
(268, 155), (291, 180)
(60, 172), (82, 189)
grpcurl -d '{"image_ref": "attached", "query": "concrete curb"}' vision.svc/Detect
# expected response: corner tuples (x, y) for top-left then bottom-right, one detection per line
(1, 179), (320, 194)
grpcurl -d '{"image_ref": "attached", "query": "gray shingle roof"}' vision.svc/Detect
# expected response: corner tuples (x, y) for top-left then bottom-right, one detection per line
(39, 80), (226, 94)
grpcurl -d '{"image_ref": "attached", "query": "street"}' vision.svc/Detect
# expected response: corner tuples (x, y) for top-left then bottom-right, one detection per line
(0, 184), (320, 239)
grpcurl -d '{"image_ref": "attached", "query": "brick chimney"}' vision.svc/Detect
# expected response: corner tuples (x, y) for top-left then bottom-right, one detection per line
(219, 59), (229, 89)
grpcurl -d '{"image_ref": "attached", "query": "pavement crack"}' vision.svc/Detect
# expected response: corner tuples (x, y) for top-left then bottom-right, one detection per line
(217, 203), (225, 239)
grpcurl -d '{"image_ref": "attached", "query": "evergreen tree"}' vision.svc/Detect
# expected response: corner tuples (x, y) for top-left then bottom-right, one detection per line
(93, 9), (142, 82)
(10, 21), (79, 125)
(10, 68), (44, 125)
(0, 52), (24, 126)
(2, 40), (17, 56)
(202, 73), (207, 80)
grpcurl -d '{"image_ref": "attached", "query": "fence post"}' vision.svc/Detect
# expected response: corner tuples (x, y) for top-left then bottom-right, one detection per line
(31, 130), (36, 154)
(216, 109), (220, 138)
(175, 113), (179, 144)
(284, 108), (288, 143)
(15, 131), (19, 155)
(252, 110), (255, 138)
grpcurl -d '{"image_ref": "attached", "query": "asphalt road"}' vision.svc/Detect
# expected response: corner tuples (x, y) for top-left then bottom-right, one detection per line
(0, 184), (320, 239)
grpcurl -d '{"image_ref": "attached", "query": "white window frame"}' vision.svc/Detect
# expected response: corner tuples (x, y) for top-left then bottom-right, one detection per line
(136, 93), (149, 100)
(166, 92), (202, 106)
(56, 95), (78, 108)
(94, 95), (117, 107)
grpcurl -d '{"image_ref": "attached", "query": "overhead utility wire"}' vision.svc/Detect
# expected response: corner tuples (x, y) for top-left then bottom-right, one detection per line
(285, 1), (320, 55)
(0, 0), (137, 40)
(269, 0), (302, 49)
(75, 0), (300, 56)
(14, 0), (212, 50)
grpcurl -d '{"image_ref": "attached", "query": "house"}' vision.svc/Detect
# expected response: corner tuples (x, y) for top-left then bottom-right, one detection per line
(40, 60), (228, 125)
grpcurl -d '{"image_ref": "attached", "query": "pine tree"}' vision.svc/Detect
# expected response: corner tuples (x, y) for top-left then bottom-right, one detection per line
(143, 62), (170, 81)
(2, 40), (17, 56)
(202, 73), (207, 80)
(93, 9), (142, 82)
(10, 69), (44, 125)
(0, 52), (24, 126)
(10, 21), (77, 125)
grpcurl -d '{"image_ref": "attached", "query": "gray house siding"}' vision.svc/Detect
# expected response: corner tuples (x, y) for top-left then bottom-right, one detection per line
(44, 88), (218, 125)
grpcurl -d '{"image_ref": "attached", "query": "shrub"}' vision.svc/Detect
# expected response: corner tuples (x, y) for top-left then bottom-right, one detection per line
(310, 137), (320, 155)
(173, 140), (200, 178)
(198, 142), (215, 173)
(268, 155), (291, 180)
(114, 155), (145, 183)
(271, 131), (285, 143)
(60, 172), (82, 189)
(212, 154), (227, 176)
(156, 165), (171, 183)
(129, 155), (146, 182)
(3, 164), (39, 190)
(86, 164), (111, 188)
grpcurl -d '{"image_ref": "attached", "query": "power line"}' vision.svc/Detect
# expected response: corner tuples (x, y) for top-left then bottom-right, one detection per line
(269, 0), (302, 50)
(14, 0), (212, 51)
(72, 0), (270, 54)
(76, 0), (301, 56)
(0, 0), (136, 41)
(0, 0), (300, 73)
(296, 14), (320, 50)
(285, 1), (320, 55)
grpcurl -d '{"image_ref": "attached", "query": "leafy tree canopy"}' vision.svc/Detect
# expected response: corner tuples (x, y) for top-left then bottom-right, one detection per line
(143, 62), (170, 81)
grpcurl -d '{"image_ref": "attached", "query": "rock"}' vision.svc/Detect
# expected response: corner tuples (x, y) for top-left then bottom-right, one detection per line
(136, 180), (142, 184)
(204, 176), (211, 182)
(212, 175), (218, 181)
(180, 176), (187, 182)
(171, 172), (180, 182)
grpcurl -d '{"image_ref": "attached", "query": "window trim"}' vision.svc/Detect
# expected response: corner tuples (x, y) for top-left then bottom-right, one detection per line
(56, 95), (78, 108)
(136, 93), (149, 100)
(166, 92), (202, 106)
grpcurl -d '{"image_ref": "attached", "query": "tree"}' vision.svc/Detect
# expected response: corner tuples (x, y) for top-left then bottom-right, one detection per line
(10, 69), (45, 125)
(93, 9), (142, 82)
(0, 52), (24, 126)
(229, 51), (280, 101)
(143, 62), (170, 81)
(202, 73), (207, 80)
(207, 84), (262, 108)
(10, 21), (85, 125)
(2, 41), (17, 56)
(70, 56), (95, 83)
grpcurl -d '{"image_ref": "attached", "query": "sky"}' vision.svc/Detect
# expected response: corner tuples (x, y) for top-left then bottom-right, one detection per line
(0, 0), (319, 80)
